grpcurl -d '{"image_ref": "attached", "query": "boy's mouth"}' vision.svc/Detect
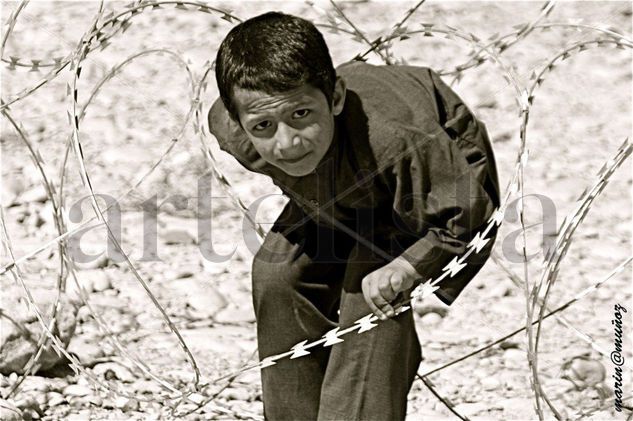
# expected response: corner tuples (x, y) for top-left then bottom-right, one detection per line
(281, 152), (311, 164)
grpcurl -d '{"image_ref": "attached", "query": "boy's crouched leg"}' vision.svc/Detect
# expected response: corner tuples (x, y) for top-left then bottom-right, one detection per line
(252, 205), (353, 420)
(317, 242), (422, 421)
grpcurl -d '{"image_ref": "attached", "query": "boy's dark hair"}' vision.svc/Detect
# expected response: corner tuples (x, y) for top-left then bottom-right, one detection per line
(215, 12), (336, 122)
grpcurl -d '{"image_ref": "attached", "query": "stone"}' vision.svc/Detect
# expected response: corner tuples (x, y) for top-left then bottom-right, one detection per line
(221, 387), (250, 401)
(420, 312), (443, 325)
(453, 402), (489, 417)
(502, 348), (526, 366)
(63, 384), (93, 397)
(213, 305), (256, 324)
(481, 376), (500, 391)
(114, 396), (139, 411)
(90, 271), (112, 292)
(67, 338), (105, 367)
(20, 185), (48, 203)
(21, 376), (50, 392)
(171, 279), (227, 318)
(64, 277), (95, 305)
(0, 286), (77, 375)
(161, 228), (196, 245)
(498, 397), (537, 420)
(413, 304), (448, 318)
(93, 362), (135, 383)
(46, 392), (66, 407)
(74, 253), (109, 270)
(14, 396), (43, 417)
(0, 399), (22, 421)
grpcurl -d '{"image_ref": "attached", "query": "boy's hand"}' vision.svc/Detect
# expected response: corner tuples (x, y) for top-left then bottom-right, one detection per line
(361, 256), (421, 320)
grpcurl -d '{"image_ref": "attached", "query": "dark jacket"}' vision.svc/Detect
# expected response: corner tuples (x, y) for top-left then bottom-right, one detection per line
(208, 61), (500, 306)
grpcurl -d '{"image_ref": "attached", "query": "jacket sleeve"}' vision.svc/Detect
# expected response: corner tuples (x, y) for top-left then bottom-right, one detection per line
(384, 69), (500, 306)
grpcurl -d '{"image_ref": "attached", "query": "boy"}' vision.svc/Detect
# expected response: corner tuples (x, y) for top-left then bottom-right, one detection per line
(208, 11), (500, 421)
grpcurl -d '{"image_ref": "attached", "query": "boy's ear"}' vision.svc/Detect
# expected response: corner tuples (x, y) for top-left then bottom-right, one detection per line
(332, 76), (346, 116)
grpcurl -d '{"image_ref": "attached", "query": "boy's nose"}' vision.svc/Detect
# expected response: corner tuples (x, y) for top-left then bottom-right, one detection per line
(274, 124), (302, 158)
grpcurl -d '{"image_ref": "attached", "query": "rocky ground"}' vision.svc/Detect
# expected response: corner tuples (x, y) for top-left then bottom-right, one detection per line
(1, 1), (632, 420)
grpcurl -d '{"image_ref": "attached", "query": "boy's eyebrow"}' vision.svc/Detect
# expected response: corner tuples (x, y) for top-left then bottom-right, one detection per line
(244, 96), (316, 119)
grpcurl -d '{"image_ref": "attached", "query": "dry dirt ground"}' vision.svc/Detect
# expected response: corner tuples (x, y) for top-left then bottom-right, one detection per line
(1, 1), (632, 420)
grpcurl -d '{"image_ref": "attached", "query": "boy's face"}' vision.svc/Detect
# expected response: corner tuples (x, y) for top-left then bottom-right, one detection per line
(232, 78), (346, 177)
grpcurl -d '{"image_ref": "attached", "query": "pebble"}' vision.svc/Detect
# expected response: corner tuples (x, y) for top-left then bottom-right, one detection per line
(14, 396), (42, 417)
(20, 185), (48, 203)
(161, 228), (196, 245)
(93, 362), (136, 383)
(75, 253), (109, 270)
(33, 393), (48, 408)
(420, 312), (443, 325)
(413, 304), (448, 318)
(499, 340), (520, 350)
(0, 398), (23, 421)
(114, 396), (139, 411)
(213, 305), (256, 324)
(64, 277), (94, 304)
(487, 284), (512, 298)
(222, 387), (250, 401)
(46, 392), (66, 407)
(481, 377), (500, 391)
(67, 339), (105, 366)
(21, 376), (49, 392)
(498, 397), (537, 419)
(453, 402), (489, 417)
(76, 305), (92, 322)
(502, 348), (526, 366)
(185, 287), (227, 318)
(91, 271), (113, 292)
(63, 384), (93, 397)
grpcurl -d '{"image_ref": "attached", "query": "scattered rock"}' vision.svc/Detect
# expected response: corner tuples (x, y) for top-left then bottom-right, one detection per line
(93, 362), (135, 383)
(499, 397), (537, 420)
(63, 384), (93, 397)
(413, 304), (449, 318)
(499, 340), (520, 350)
(74, 253), (109, 271)
(67, 338), (105, 367)
(0, 399), (22, 421)
(161, 228), (196, 245)
(170, 279), (227, 318)
(420, 312), (443, 325)
(114, 396), (139, 411)
(20, 185), (48, 203)
(64, 277), (95, 304)
(481, 377), (500, 391)
(213, 305), (256, 324)
(453, 402), (489, 417)
(46, 392), (66, 408)
(21, 376), (49, 392)
(487, 284), (512, 298)
(0, 286), (77, 375)
(502, 348), (526, 366)
(91, 271), (113, 292)
(221, 387), (250, 401)
(14, 396), (43, 417)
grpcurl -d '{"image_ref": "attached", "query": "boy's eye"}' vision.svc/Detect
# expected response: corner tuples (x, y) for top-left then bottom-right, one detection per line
(253, 121), (272, 131)
(293, 109), (310, 119)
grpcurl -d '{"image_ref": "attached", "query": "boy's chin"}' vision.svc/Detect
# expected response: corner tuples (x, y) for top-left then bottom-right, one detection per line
(277, 164), (317, 177)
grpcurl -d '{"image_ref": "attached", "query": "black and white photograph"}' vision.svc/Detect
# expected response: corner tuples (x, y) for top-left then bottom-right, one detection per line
(0, 0), (631, 419)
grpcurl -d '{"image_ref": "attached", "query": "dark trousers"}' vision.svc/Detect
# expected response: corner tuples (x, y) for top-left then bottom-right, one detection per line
(252, 201), (422, 420)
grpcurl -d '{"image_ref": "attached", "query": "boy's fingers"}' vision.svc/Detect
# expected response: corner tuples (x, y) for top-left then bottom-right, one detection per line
(378, 278), (397, 302)
(362, 280), (386, 320)
(371, 283), (394, 319)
